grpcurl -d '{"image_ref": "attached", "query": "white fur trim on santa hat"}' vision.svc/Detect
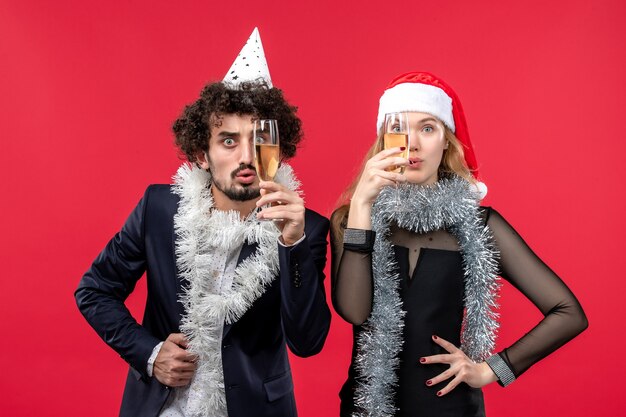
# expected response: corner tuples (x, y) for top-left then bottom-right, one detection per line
(472, 181), (488, 199)
(377, 83), (455, 133)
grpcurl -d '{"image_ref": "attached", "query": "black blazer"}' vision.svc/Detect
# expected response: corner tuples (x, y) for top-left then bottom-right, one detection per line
(75, 184), (331, 417)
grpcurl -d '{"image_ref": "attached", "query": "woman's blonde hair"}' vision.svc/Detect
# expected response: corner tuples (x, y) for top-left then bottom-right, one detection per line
(330, 126), (475, 244)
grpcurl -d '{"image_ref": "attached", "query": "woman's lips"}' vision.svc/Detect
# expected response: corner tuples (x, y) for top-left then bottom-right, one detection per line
(407, 158), (423, 168)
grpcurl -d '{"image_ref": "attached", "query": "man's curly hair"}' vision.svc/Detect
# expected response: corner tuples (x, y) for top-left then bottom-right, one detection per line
(173, 81), (303, 163)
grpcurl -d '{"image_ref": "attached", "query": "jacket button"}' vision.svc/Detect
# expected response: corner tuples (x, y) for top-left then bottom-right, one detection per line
(292, 262), (301, 287)
(294, 274), (301, 287)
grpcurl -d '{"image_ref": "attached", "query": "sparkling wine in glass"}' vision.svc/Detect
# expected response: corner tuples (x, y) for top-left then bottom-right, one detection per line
(254, 119), (280, 181)
(254, 119), (280, 220)
(383, 112), (410, 209)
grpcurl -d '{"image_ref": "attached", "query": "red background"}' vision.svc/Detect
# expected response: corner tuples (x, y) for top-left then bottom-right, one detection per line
(1, 0), (624, 415)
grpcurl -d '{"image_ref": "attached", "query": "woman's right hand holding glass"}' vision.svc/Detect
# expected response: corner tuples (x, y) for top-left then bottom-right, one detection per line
(347, 147), (408, 229)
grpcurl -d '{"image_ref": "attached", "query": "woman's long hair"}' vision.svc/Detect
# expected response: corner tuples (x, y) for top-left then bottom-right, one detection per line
(330, 126), (475, 245)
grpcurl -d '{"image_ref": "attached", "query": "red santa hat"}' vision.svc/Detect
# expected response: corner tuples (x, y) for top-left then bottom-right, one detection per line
(377, 71), (487, 198)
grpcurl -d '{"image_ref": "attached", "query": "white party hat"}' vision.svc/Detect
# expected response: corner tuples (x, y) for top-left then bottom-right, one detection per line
(223, 27), (273, 88)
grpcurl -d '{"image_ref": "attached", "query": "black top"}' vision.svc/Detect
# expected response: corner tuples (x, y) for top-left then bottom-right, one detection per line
(331, 207), (587, 417)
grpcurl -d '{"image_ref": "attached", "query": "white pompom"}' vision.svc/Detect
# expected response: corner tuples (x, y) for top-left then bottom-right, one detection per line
(472, 181), (488, 199)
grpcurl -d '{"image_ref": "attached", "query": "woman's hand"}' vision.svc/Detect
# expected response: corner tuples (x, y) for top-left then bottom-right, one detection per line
(352, 147), (408, 206)
(256, 180), (305, 246)
(420, 335), (498, 396)
(347, 147), (407, 229)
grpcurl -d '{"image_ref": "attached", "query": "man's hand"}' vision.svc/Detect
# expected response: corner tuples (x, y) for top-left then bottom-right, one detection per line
(153, 333), (198, 387)
(256, 181), (305, 246)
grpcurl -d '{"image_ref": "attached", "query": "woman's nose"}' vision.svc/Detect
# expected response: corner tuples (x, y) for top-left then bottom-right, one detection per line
(408, 132), (419, 151)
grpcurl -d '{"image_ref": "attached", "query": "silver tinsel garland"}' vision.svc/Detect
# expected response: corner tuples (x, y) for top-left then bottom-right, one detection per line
(171, 163), (301, 417)
(353, 176), (500, 417)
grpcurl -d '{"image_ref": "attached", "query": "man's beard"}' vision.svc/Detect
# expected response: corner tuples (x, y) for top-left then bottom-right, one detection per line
(210, 163), (261, 202)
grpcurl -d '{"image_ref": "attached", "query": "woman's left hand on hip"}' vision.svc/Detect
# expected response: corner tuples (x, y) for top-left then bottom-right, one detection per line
(419, 334), (498, 396)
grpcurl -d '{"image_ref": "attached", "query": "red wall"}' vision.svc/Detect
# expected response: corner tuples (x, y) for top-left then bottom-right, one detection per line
(1, 0), (624, 415)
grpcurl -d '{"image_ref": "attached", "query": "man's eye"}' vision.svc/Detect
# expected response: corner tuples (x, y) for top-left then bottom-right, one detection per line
(224, 138), (235, 146)
(255, 136), (265, 144)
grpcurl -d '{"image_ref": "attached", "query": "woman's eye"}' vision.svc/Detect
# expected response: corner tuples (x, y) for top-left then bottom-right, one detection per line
(422, 126), (434, 133)
(392, 125), (402, 133)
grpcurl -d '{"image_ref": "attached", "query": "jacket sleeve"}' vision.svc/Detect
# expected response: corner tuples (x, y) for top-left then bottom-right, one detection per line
(75, 186), (161, 380)
(278, 212), (331, 357)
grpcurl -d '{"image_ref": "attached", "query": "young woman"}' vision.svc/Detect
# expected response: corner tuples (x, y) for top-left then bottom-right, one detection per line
(330, 71), (587, 417)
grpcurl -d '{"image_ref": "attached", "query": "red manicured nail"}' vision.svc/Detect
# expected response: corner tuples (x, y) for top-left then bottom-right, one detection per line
(426, 380), (432, 386)
(419, 357), (426, 363)
(432, 335), (438, 340)
(400, 147), (406, 150)
(437, 391), (442, 397)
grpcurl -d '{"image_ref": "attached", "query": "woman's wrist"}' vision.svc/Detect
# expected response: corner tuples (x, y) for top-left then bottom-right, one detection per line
(347, 200), (372, 229)
(479, 361), (498, 387)
(485, 354), (516, 387)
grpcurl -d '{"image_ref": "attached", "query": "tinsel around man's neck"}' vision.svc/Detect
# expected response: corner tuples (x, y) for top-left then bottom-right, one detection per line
(170, 162), (301, 417)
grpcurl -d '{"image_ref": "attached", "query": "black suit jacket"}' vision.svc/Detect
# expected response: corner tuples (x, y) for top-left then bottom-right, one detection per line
(75, 184), (331, 417)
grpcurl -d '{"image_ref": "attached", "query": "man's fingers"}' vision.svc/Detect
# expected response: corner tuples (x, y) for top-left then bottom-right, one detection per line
(258, 180), (286, 193)
(259, 203), (304, 219)
(256, 191), (302, 208)
(170, 361), (197, 373)
(166, 333), (189, 348)
(154, 356), (197, 387)
(160, 374), (194, 388)
(156, 356), (197, 373)
(154, 334), (198, 388)
(166, 347), (197, 363)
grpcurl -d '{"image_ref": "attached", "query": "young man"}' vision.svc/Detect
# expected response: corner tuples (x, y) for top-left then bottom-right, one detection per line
(75, 28), (331, 417)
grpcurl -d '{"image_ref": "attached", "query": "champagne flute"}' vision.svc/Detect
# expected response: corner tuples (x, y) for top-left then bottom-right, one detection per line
(383, 112), (410, 210)
(254, 119), (280, 220)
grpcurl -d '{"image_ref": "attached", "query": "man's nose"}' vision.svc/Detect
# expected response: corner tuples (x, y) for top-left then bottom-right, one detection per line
(240, 138), (254, 165)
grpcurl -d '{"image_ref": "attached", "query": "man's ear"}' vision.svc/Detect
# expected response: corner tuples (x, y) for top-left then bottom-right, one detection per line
(196, 151), (210, 170)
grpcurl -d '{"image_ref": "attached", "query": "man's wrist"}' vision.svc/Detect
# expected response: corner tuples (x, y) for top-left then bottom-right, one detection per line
(279, 233), (306, 247)
(146, 341), (164, 377)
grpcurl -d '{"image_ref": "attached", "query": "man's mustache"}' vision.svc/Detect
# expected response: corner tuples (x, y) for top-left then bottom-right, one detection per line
(231, 164), (257, 179)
